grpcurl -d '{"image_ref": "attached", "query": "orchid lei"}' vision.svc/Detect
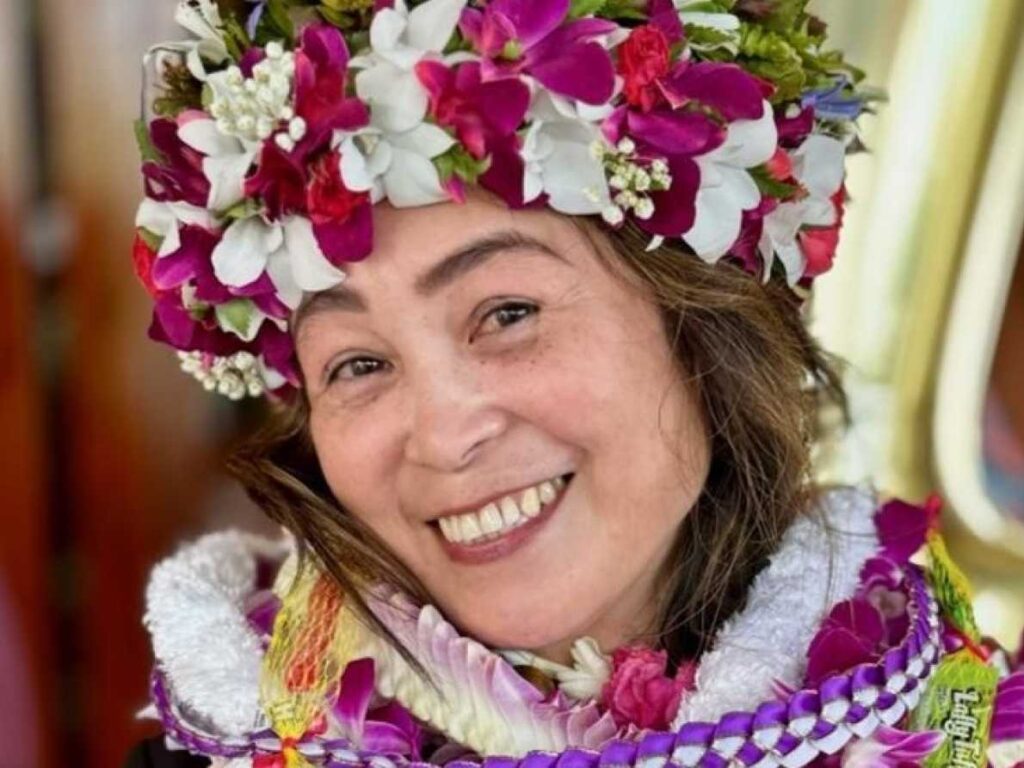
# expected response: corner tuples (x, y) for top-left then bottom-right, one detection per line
(147, 495), (1024, 768)
(134, 0), (872, 400)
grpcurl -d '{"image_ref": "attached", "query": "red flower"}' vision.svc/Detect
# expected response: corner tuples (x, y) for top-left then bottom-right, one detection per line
(601, 646), (696, 729)
(618, 25), (672, 112)
(306, 151), (367, 227)
(132, 232), (162, 298)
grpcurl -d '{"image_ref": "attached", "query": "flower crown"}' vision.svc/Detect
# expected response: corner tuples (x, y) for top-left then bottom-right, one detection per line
(134, 0), (871, 400)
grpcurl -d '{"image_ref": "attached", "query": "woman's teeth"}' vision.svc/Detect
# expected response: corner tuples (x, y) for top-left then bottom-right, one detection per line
(438, 476), (567, 546)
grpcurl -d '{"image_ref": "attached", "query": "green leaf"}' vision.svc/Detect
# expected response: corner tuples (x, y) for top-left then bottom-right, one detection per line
(253, 0), (296, 45)
(138, 228), (164, 253)
(434, 145), (491, 186)
(134, 119), (164, 165)
(749, 165), (799, 199)
(597, 0), (648, 21)
(222, 198), (264, 220)
(216, 299), (261, 341)
(221, 15), (252, 60)
(569, 0), (607, 18)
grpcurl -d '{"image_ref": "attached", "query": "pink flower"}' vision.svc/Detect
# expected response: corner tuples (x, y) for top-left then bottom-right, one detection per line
(600, 646), (696, 730)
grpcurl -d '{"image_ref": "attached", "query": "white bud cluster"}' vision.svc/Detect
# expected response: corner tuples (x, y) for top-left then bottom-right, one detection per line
(178, 350), (267, 400)
(591, 139), (673, 226)
(208, 41), (306, 151)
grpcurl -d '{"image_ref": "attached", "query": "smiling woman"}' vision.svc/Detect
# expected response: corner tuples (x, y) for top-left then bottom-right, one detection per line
(128, 1), (1024, 767)
(232, 191), (836, 673)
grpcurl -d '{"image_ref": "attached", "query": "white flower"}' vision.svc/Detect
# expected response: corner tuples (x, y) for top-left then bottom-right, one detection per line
(335, 121), (455, 208)
(135, 198), (215, 256)
(349, 0), (470, 134)
(212, 215), (346, 308)
(758, 134), (846, 284)
(684, 100), (777, 261)
(521, 91), (612, 214)
(178, 118), (260, 213)
(174, 0), (230, 80)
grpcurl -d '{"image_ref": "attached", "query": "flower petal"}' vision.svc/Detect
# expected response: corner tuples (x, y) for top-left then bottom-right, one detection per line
(390, 122), (455, 158)
(528, 40), (615, 105)
(382, 147), (448, 206)
(407, 0), (467, 54)
(281, 216), (347, 291)
(203, 150), (256, 211)
(685, 165), (759, 260)
(178, 118), (242, 158)
(212, 217), (279, 287)
(704, 101), (777, 169)
(792, 134), (845, 199)
(357, 64), (429, 134)
(369, 7), (409, 54)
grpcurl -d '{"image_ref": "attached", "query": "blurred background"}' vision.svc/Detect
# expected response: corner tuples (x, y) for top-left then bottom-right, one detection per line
(0, 1), (1022, 767)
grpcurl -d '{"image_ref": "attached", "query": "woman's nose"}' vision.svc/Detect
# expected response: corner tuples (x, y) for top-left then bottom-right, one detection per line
(403, 367), (509, 472)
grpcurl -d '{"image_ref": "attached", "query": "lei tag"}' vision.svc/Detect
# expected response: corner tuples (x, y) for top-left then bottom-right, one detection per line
(910, 648), (998, 768)
(909, 529), (996, 767)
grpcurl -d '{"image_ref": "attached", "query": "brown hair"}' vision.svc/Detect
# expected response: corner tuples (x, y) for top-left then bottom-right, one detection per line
(228, 219), (846, 668)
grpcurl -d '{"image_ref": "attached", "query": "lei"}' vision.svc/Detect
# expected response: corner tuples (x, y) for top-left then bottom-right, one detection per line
(144, 492), (1024, 768)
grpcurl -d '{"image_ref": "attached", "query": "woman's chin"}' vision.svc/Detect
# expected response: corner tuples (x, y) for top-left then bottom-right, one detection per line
(438, 591), (599, 660)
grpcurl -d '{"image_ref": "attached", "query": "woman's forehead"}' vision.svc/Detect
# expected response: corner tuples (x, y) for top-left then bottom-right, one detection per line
(347, 195), (586, 286)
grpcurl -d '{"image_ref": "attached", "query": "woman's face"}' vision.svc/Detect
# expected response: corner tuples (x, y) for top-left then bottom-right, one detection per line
(295, 194), (710, 661)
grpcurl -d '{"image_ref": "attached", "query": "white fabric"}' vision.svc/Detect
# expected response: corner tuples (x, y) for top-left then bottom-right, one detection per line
(145, 531), (288, 736)
(672, 485), (879, 726)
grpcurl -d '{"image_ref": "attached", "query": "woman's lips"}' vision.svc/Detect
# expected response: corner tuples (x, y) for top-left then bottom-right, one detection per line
(435, 476), (572, 565)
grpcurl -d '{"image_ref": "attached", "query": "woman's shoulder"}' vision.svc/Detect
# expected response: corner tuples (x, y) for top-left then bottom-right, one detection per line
(124, 737), (210, 768)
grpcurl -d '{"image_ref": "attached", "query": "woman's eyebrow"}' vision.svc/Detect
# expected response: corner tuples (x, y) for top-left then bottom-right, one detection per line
(414, 230), (567, 296)
(293, 230), (565, 334)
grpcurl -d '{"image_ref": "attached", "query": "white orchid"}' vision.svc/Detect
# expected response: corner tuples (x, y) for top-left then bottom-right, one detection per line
(349, 0), (470, 134)
(212, 216), (346, 309)
(335, 122), (455, 208)
(758, 134), (846, 284)
(684, 100), (777, 261)
(174, 0), (230, 80)
(135, 198), (216, 256)
(521, 91), (613, 215)
(178, 118), (260, 214)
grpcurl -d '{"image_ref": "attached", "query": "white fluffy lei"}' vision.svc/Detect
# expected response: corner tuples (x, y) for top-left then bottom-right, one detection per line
(145, 487), (878, 750)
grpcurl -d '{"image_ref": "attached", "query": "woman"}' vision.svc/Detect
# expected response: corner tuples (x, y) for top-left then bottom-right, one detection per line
(129, 1), (1024, 767)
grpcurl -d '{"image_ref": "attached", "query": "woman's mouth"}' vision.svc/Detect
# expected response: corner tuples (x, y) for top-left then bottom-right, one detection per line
(432, 473), (574, 564)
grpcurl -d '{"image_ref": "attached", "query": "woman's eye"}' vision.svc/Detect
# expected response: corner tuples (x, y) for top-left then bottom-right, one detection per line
(474, 301), (539, 340)
(326, 356), (387, 384)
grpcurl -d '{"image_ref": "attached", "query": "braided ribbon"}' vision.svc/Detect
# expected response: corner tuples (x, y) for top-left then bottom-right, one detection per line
(153, 563), (942, 768)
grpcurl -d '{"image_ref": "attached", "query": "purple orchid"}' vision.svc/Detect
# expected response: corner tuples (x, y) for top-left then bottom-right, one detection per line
(875, 497), (940, 564)
(459, 0), (617, 105)
(149, 225), (290, 320)
(293, 24), (370, 154)
(805, 598), (886, 687)
(142, 119), (211, 207)
(839, 725), (944, 767)
(415, 60), (530, 160)
(603, 106), (724, 236)
(332, 658), (422, 758)
(992, 672), (1024, 746)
